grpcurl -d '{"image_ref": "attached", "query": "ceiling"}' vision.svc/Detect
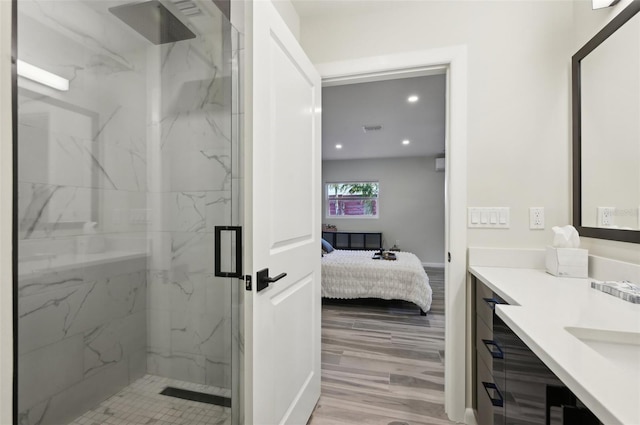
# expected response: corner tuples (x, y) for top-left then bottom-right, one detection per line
(291, 0), (404, 19)
(322, 74), (446, 161)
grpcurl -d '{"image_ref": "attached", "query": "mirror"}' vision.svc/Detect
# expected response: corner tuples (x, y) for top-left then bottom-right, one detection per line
(573, 1), (640, 244)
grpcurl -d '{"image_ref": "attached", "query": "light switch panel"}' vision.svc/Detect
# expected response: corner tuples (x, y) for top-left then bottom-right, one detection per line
(468, 207), (510, 228)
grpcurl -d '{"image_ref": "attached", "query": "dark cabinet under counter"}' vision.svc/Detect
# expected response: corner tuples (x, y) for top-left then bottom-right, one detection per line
(472, 275), (601, 425)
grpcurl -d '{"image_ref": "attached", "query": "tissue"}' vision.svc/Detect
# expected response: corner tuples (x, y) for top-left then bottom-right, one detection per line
(551, 225), (580, 248)
(546, 225), (587, 278)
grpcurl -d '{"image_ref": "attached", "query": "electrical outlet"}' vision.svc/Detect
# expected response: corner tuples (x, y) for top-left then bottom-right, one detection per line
(529, 207), (544, 229)
(597, 207), (615, 226)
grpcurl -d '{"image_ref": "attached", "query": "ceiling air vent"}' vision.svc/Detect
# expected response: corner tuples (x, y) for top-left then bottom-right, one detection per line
(362, 125), (383, 133)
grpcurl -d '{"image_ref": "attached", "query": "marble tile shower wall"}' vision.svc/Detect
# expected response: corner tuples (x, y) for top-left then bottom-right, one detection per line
(145, 33), (233, 391)
(17, 3), (236, 424)
(17, 4), (150, 423)
(17, 45), (150, 425)
(18, 258), (147, 425)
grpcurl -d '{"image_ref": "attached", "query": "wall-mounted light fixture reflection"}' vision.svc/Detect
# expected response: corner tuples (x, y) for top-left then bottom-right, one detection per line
(17, 60), (69, 91)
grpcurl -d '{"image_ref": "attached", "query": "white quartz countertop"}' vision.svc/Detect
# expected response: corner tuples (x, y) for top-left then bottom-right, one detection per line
(469, 266), (640, 425)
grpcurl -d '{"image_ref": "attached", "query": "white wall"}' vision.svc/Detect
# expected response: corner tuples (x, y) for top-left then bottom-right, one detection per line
(0, 1), (13, 423)
(323, 157), (445, 265)
(573, 0), (640, 264)
(272, 0), (300, 40)
(301, 1), (575, 250)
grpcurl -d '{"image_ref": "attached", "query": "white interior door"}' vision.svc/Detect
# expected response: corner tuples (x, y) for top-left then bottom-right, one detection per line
(246, 1), (322, 424)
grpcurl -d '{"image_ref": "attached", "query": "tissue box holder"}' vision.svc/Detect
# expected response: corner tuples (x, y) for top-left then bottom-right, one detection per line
(545, 246), (587, 278)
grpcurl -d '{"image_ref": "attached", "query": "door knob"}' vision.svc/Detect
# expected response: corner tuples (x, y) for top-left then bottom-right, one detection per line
(257, 268), (287, 292)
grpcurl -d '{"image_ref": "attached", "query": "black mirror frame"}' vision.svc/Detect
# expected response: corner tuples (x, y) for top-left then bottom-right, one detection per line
(572, 0), (640, 244)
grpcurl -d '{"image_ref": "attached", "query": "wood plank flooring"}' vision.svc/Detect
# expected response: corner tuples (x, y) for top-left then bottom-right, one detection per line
(308, 268), (456, 425)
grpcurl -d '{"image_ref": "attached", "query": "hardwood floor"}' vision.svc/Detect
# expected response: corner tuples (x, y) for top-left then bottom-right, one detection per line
(308, 268), (455, 425)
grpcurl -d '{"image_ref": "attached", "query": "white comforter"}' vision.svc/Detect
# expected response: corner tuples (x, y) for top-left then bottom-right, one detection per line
(321, 249), (432, 312)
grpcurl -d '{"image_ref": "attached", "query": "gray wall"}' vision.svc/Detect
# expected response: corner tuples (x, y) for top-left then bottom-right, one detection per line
(323, 157), (444, 265)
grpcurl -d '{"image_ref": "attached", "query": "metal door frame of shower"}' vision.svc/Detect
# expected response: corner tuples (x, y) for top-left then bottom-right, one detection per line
(10, 0), (18, 421)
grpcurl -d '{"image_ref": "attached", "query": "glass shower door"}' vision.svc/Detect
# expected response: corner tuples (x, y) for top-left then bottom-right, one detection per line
(15, 1), (240, 424)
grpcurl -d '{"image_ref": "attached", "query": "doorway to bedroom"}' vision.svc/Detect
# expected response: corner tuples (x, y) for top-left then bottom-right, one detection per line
(312, 69), (452, 423)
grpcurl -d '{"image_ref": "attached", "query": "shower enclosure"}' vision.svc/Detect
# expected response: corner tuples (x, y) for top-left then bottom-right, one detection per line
(15, 1), (241, 424)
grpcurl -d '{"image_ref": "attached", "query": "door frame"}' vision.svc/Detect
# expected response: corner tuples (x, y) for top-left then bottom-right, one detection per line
(315, 45), (468, 423)
(0, 0), (14, 423)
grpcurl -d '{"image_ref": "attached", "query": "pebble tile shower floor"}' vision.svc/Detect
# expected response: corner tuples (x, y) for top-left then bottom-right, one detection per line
(68, 375), (230, 425)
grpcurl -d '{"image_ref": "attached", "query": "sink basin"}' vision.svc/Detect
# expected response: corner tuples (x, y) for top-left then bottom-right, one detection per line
(565, 326), (640, 370)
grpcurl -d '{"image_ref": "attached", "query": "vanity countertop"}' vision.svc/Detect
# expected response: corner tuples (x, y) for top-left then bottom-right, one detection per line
(469, 266), (640, 425)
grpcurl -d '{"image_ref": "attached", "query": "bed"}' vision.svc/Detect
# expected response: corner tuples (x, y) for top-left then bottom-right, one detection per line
(321, 248), (433, 314)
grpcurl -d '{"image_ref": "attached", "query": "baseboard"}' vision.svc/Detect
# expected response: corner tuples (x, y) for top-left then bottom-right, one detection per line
(423, 262), (445, 268)
(463, 407), (478, 424)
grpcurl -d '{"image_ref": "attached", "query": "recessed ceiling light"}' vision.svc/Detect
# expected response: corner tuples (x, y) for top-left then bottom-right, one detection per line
(402, 140), (410, 145)
(335, 144), (342, 149)
(407, 95), (419, 103)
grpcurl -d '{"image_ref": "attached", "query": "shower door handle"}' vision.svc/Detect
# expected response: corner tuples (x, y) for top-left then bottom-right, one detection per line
(214, 226), (242, 278)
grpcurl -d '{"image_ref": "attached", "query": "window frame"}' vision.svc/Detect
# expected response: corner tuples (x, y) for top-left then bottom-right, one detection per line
(325, 181), (380, 219)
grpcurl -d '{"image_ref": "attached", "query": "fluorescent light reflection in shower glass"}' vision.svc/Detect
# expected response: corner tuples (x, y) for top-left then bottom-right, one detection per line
(17, 60), (70, 91)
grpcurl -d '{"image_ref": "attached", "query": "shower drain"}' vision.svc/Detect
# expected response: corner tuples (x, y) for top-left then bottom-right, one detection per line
(160, 386), (231, 407)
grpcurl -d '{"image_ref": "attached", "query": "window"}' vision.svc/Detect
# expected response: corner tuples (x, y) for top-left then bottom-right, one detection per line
(326, 182), (379, 218)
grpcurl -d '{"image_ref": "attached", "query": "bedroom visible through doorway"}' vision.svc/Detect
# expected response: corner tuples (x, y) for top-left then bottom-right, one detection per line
(315, 69), (450, 422)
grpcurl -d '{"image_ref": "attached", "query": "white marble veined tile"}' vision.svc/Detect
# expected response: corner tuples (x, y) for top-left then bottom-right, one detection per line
(147, 270), (173, 311)
(64, 272), (146, 337)
(18, 266), (84, 298)
(129, 347), (148, 382)
(18, 334), (84, 411)
(170, 309), (229, 360)
(159, 38), (223, 85)
(108, 270), (147, 315)
(167, 231), (215, 275)
(101, 189), (148, 234)
(207, 190), (233, 228)
(147, 307), (172, 352)
(19, 356), (131, 425)
(145, 190), (231, 234)
(92, 98), (146, 148)
(169, 148), (232, 192)
(18, 283), (94, 355)
(147, 349), (208, 385)
(18, 1), (139, 79)
(161, 75), (230, 119)
(151, 191), (207, 233)
(18, 182), (93, 239)
(19, 133), (91, 189)
(167, 272), (208, 314)
(83, 310), (146, 377)
(99, 141), (148, 192)
(19, 268), (146, 354)
(147, 231), (173, 272)
(81, 256), (147, 283)
(157, 108), (232, 152)
(206, 356), (231, 389)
